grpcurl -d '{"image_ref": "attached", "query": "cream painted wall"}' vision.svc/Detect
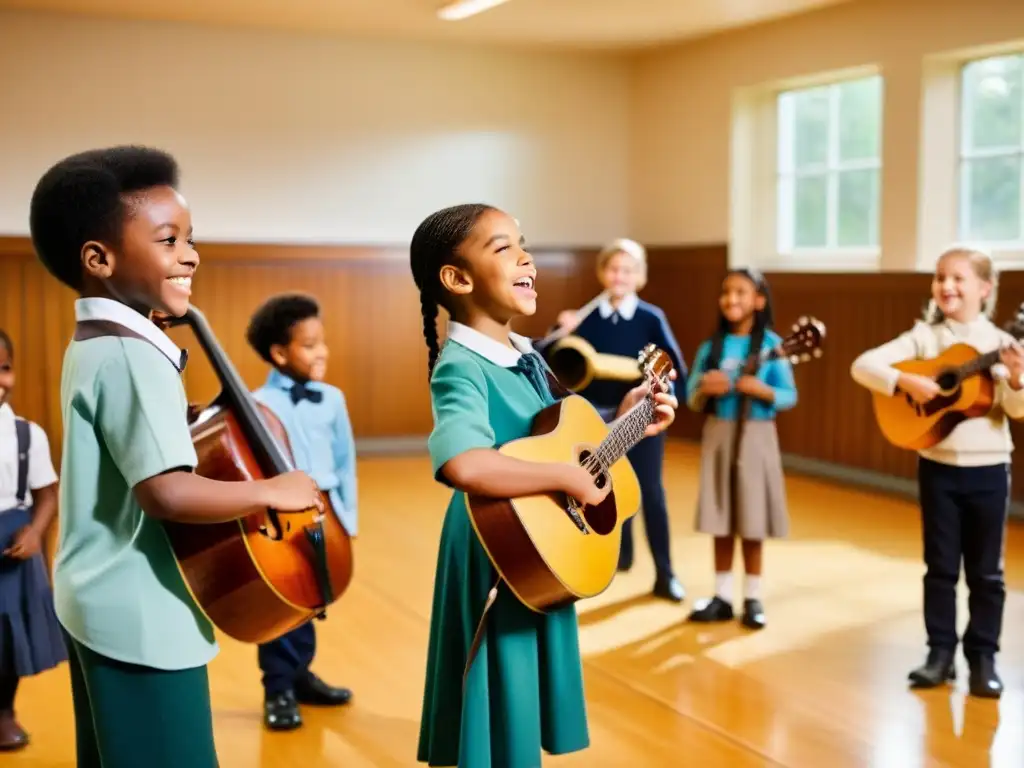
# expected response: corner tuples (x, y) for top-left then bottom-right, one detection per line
(629, 0), (1024, 269)
(0, 11), (629, 246)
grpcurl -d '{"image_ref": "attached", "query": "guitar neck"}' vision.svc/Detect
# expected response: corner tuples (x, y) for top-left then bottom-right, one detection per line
(958, 348), (1001, 378)
(595, 395), (656, 469)
(183, 309), (294, 477)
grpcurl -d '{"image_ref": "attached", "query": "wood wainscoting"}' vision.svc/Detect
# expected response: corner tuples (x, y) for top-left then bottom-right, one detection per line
(4, 235), (1024, 504)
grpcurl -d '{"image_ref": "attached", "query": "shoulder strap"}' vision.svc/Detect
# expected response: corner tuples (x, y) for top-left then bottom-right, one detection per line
(14, 418), (30, 507)
(74, 319), (188, 373)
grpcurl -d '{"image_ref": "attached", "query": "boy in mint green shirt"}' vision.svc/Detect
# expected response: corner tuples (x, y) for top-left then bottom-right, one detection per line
(30, 146), (323, 767)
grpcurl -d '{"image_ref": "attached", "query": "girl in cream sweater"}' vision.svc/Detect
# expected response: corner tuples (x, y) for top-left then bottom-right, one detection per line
(851, 245), (1024, 699)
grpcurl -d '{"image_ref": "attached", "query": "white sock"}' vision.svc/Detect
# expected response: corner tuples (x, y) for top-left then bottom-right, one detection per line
(745, 574), (762, 600)
(714, 571), (733, 601)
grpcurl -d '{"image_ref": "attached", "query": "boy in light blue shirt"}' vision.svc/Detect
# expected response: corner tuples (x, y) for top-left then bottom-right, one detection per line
(245, 293), (357, 730)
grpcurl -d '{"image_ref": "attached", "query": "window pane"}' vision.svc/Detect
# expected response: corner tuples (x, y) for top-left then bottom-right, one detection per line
(837, 76), (882, 162)
(793, 175), (828, 248)
(837, 169), (879, 247)
(962, 156), (1021, 242)
(780, 86), (830, 170)
(962, 54), (1022, 151)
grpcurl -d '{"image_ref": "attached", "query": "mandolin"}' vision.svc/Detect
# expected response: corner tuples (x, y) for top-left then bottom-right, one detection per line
(871, 305), (1024, 451)
(466, 344), (673, 613)
(161, 306), (353, 645)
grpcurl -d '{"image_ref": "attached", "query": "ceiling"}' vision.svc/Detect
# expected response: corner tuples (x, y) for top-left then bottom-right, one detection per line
(0, 0), (856, 50)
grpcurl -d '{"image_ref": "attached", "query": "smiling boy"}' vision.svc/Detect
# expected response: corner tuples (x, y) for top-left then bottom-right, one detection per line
(29, 146), (322, 767)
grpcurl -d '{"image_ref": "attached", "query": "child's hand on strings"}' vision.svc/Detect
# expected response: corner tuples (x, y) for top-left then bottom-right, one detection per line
(699, 370), (730, 395)
(4, 526), (42, 559)
(563, 465), (611, 508)
(897, 373), (940, 404)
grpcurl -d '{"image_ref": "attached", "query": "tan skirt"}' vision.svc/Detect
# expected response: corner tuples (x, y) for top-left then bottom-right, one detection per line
(694, 416), (789, 540)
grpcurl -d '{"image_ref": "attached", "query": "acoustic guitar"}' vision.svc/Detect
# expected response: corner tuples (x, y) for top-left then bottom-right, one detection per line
(161, 306), (354, 645)
(870, 305), (1024, 451)
(466, 344), (672, 614)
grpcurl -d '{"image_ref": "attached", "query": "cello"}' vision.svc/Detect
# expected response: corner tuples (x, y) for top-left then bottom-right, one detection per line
(160, 306), (353, 645)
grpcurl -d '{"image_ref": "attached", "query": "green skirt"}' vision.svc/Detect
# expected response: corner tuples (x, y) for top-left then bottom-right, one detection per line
(417, 495), (590, 768)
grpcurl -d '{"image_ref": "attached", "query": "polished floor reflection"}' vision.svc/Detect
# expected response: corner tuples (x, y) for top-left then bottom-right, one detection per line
(11, 441), (1024, 766)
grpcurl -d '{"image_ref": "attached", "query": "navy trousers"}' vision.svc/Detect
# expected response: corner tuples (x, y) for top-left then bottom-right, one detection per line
(620, 432), (673, 576)
(917, 458), (1009, 659)
(258, 622), (316, 697)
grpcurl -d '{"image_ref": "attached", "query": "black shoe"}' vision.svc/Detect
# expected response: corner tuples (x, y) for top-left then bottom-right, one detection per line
(264, 690), (302, 731)
(295, 671), (353, 707)
(967, 656), (1003, 699)
(652, 573), (685, 602)
(740, 599), (765, 630)
(908, 648), (956, 688)
(687, 596), (734, 622)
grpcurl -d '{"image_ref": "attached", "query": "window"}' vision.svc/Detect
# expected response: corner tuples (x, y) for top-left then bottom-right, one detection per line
(959, 53), (1024, 246)
(776, 75), (883, 255)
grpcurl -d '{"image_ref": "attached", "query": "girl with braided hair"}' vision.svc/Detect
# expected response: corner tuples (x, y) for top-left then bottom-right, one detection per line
(411, 203), (679, 767)
(684, 268), (796, 630)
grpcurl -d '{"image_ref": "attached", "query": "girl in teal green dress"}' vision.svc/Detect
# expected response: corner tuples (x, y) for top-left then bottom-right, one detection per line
(410, 204), (680, 767)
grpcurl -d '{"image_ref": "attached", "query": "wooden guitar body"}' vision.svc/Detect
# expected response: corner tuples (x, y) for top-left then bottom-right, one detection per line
(466, 394), (641, 613)
(164, 402), (354, 645)
(871, 342), (995, 451)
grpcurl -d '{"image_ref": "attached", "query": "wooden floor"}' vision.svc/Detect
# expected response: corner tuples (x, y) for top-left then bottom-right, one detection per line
(11, 440), (1024, 767)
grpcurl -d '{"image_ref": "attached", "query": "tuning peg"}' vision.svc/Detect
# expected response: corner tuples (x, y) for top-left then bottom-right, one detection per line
(789, 354), (799, 364)
(813, 349), (823, 358)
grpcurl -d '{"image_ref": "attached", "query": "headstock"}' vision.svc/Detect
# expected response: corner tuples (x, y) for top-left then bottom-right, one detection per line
(1003, 303), (1024, 339)
(773, 316), (826, 366)
(638, 344), (675, 392)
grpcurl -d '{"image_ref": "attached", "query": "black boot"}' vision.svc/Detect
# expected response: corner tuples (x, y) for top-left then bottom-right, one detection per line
(908, 648), (956, 688)
(967, 656), (1003, 699)
(295, 671), (353, 707)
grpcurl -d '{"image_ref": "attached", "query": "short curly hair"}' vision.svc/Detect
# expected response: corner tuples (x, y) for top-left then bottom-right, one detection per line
(246, 293), (321, 364)
(29, 145), (180, 291)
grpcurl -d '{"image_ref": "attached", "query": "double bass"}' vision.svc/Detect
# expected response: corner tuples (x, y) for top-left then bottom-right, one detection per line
(161, 306), (353, 645)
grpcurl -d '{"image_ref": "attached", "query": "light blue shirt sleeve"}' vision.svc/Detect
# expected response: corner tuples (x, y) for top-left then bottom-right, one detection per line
(332, 390), (358, 520)
(765, 356), (798, 411)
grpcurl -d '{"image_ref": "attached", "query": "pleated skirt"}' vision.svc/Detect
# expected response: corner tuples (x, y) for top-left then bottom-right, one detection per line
(695, 417), (789, 540)
(0, 506), (68, 677)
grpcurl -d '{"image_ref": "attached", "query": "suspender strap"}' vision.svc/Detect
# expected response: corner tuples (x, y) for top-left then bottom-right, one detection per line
(14, 418), (30, 508)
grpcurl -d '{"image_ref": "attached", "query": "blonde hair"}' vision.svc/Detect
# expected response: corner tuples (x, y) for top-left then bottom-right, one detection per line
(596, 237), (647, 291)
(925, 244), (999, 323)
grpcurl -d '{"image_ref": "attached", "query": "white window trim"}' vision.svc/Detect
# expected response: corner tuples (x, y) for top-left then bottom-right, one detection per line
(919, 44), (1024, 272)
(730, 65), (883, 273)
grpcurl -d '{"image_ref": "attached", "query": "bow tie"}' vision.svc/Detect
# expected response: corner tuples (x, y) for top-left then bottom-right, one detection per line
(513, 353), (555, 406)
(289, 381), (323, 405)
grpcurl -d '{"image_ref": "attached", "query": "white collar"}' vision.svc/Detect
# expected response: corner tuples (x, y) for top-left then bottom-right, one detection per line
(75, 298), (185, 371)
(446, 321), (534, 367)
(598, 292), (638, 320)
(0, 403), (12, 422)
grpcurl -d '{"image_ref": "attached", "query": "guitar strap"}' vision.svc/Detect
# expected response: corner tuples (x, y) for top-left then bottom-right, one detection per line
(463, 353), (569, 688)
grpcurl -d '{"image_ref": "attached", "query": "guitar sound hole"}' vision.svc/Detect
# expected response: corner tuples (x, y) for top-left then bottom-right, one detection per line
(575, 449), (616, 536)
(935, 370), (959, 393)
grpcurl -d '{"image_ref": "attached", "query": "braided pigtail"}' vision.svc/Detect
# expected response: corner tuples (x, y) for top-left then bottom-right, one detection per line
(421, 290), (441, 381)
(410, 203), (496, 383)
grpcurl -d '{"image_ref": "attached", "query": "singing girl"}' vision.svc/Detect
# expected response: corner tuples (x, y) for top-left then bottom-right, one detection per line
(411, 204), (678, 767)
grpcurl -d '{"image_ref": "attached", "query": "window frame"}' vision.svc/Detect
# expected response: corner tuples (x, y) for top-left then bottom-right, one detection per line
(956, 52), (1024, 254)
(775, 74), (884, 263)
